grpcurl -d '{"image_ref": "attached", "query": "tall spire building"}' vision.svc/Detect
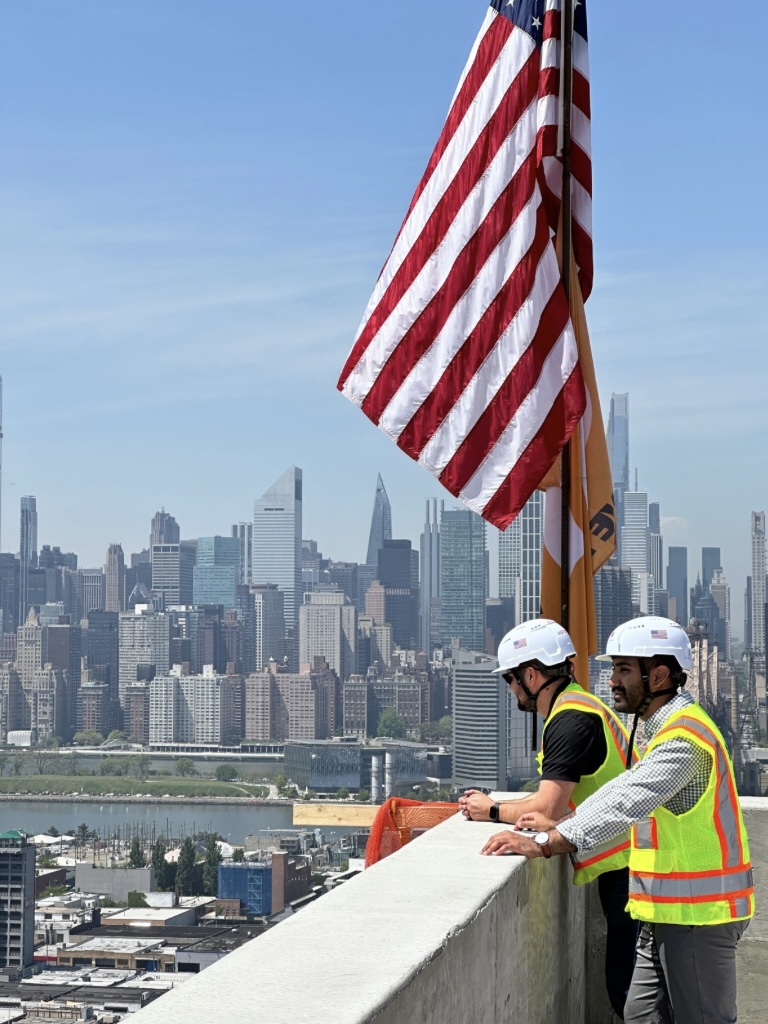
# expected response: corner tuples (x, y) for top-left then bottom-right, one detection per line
(358, 475), (392, 611)
(366, 474), (392, 567)
(751, 511), (765, 661)
(419, 499), (442, 654)
(606, 393), (629, 559)
(18, 496), (38, 625)
(253, 467), (303, 670)
(104, 543), (126, 613)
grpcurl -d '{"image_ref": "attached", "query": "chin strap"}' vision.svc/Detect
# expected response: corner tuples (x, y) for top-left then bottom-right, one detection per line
(625, 662), (678, 769)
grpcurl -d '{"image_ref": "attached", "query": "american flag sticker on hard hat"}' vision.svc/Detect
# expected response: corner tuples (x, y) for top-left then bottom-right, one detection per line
(651, 630), (668, 639)
(514, 638), (528, 649)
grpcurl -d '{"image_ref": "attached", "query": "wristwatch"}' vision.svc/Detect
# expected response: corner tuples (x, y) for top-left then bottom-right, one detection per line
(533, 831), (552, 858)
(489, 803), (501, 822)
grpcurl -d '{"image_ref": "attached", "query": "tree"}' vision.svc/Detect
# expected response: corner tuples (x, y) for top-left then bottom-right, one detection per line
(0, 753), (7, 777)
(232, 847), (245, 863)
(107, 729), (128, 742)
(128, 755), (152, 780)
(176, 757), (196, 777)
(274, 772), (288, 795)
(175, 836), (197, 895)
(438, 715), (453, 741)
(356, 789), (371, 802)
(62, 752), (80, 776)
(215, 764), (237, 782)
(203, 833), (222, 896)
(73, 730), (104, 746)
(100, 757), (127, 777)
(45, 825), (60, 837)
(335, 787), (349, 800)
(128, 835), (146, 868)
(151, 837), (168, 889)
(377, 707), (406, 739)
(12, 753), (25, 776)
(32, 749), (56, 775)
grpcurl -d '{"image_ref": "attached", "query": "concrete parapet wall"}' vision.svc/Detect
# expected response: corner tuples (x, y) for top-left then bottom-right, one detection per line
(128, 806), (585, 1024)
(125, 797), (768, 1024)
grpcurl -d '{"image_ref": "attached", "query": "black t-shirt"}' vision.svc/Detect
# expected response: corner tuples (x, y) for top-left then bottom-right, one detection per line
(540, 708), (607, 783)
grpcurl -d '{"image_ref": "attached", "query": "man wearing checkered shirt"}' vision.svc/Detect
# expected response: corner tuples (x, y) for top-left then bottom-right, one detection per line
(482, 616), (754, 1024)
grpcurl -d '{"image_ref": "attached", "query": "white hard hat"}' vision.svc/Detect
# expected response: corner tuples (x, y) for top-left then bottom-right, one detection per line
(596, 616), (693, 671)
(493, 618), (576, 674)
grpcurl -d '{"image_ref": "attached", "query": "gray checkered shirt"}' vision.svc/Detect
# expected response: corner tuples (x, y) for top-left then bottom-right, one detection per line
(557, 691), (712, 852)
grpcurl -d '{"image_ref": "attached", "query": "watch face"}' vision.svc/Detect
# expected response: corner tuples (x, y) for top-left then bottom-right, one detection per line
(534, 832), (550, 846)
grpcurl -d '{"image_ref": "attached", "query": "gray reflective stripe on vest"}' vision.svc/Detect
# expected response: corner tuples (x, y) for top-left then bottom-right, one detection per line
(630, 866), (754, 899)
(733, 897), (751, 918)
(634, 818), (654, 849)
(556, 691), (630, 761)
(659, 715), (742, 869)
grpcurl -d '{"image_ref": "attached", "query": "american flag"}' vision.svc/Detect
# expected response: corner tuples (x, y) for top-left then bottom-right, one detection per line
(338, 0), (593, 530)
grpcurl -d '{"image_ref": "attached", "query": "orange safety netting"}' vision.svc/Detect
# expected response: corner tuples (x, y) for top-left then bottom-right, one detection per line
(365, 798), (459, 868)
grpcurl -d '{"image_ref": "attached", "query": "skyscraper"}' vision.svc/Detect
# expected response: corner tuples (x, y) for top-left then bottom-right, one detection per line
(104, 543), (125, 613)
(751, 512), (765, 659)
(358, 475), (393, 612)
(376, 540), (419, 651)
(498, 491), (543, 625)
(150, 510), (180, 548)
(299, 588), (357, 681)
(0, 830), (35, 970)
(702, 547), (721, 592)
(621, 491), (650, 605)
(151, 542), (195, 607)
(18, 496), (37, 625)
(193, 536), (241, 608)
(118, 607), (172, 706)
(253, 467), (302, 669)
(451, 650), (506, 791)
(231, 522), (253, 584)
(440, 508), (486, 652)
(366, 474), (392, 568)
(606, 393), (629, 557)
(419, 499), (442, 655)
(649, 502), (663, 591)
(667, 547), (688, 625)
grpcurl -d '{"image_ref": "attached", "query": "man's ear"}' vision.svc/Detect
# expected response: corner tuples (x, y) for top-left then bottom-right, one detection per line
(649, 662), (671, 692)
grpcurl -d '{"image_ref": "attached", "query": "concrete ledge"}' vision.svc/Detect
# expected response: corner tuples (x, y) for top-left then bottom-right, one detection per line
(128, 802), (585, 1024)
(126, 797), (768, 1024)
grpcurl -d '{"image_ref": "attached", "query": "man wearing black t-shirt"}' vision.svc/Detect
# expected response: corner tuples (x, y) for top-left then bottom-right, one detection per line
(458, 619), (638, 1020)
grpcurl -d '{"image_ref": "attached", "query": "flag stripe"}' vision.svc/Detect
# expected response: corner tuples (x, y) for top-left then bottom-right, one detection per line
(394, 200), (553, 457)
(433, 283), (572, 492)
(481, 368), (586, 528)
(364, 140), (541, 427)
(339, 24), (533, 391)
(337, 2), (595, 530)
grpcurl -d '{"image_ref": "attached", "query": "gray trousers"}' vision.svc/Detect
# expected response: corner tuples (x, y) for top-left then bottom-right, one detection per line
(624, 920), (749, 1024)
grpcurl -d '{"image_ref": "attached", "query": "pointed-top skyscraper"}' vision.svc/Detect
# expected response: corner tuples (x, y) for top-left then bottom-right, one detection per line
(358, 475), (393, 611)
(366, 474), (392, 568)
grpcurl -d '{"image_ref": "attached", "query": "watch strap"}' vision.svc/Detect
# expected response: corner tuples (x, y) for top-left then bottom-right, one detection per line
(489, 802), (500, 822)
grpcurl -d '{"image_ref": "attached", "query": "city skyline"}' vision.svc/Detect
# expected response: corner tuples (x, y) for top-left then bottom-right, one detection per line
(0, 1), (765, 630)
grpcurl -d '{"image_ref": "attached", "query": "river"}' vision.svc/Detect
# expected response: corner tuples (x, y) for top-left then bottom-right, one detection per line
(0, 799), (313, 846)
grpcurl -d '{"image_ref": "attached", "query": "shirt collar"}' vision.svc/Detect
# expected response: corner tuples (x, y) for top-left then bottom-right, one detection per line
(644, 690), (694, 740)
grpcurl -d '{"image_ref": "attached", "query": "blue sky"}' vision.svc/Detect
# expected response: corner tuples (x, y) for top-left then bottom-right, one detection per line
(0, 1), (766, 633)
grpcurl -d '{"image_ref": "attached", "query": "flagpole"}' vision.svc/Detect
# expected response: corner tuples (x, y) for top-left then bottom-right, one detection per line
(559, 0), (574, 631)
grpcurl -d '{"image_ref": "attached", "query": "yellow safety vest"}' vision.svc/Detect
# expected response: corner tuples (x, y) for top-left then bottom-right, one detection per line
(628, 703), (754, 925)
(538, 683), (635, 885)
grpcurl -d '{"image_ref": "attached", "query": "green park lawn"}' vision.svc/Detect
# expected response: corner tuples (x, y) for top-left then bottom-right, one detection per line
(0, 775), (269, 799)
